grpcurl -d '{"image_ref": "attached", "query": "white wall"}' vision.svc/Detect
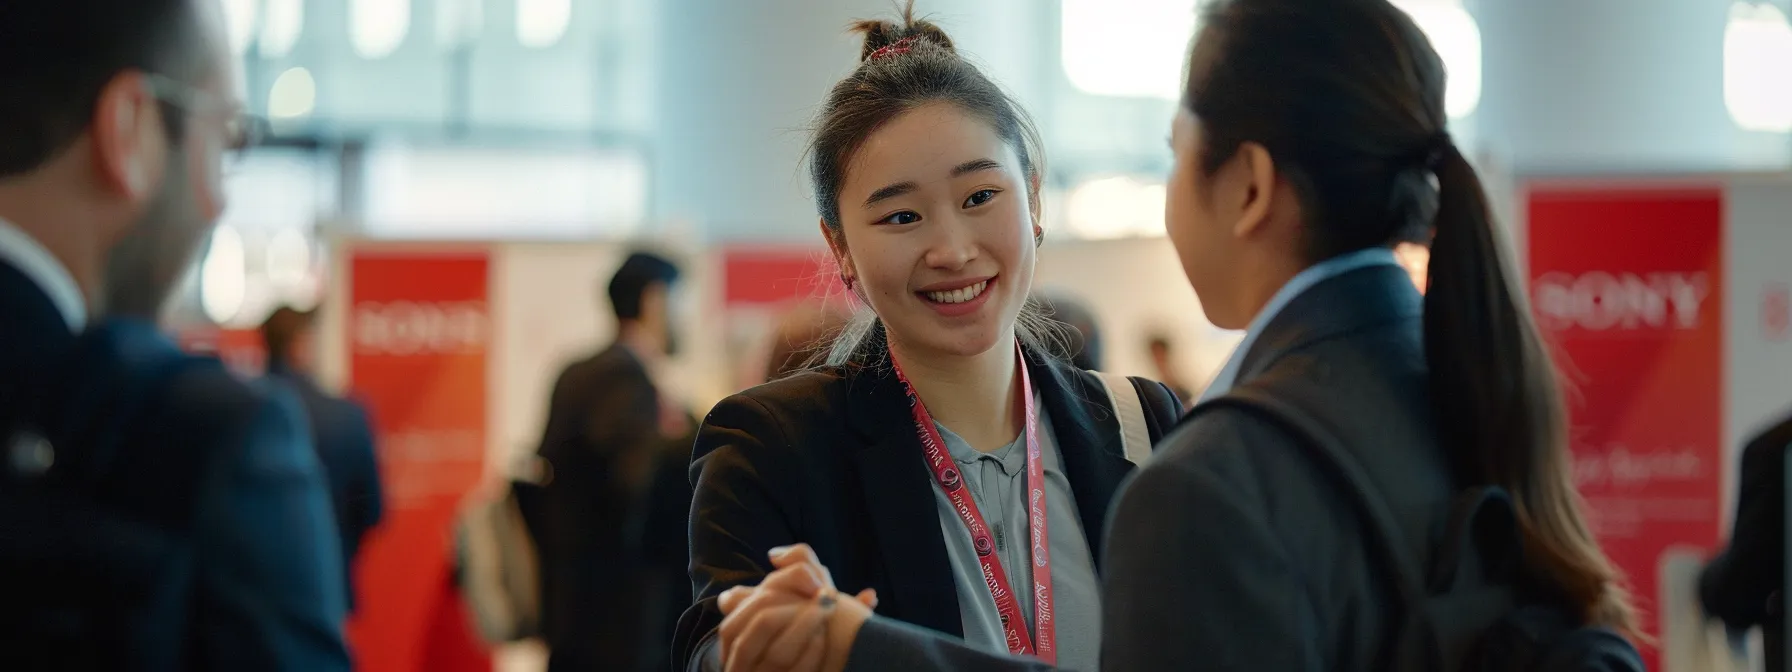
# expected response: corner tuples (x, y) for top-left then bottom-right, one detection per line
(1724, 176), (1792, 503)
(1475, 0), (1791, 173)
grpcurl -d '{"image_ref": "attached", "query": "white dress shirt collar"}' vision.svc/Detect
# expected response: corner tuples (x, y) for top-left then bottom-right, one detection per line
(0, 216), (88, 332)
(1198, 247), (1401, 402)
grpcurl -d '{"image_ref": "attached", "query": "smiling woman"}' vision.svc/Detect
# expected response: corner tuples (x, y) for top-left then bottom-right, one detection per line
(671, 4), (1187, 672)
(804, 14), (1059, 371)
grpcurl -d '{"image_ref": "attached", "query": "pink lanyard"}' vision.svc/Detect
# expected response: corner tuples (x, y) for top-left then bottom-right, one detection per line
(889, 342), (1056, 664)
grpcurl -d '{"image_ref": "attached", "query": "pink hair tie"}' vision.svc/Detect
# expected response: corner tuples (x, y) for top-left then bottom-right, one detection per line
(868, 36), (919, 61)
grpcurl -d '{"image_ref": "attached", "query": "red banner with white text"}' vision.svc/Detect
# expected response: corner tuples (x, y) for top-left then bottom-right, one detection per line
(1527, 187), (1725, 668)
(346, 249), (492, 672)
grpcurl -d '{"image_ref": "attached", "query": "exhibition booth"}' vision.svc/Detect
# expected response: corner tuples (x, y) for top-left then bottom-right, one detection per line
(179, 171), (1792, 671)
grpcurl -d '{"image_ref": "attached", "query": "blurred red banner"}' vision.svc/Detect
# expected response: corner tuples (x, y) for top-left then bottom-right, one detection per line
(1527, 186), (1725, 669)
(174, 326), (266, 378)
(345, 249), (492, 672)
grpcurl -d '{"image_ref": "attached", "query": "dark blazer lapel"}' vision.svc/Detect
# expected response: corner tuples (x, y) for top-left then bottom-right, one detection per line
(1236, 264), (1424, 387)
(1029, 354), (1134, 571)
(843, 364), (964, 638)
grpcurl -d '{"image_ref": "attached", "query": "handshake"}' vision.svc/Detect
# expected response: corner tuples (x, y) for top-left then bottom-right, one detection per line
(716, 544), (879, 672)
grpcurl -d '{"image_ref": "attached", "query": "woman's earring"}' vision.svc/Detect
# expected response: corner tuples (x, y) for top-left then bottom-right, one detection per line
(840, 273), (855, 290)
(1034, 225), (1045, 247)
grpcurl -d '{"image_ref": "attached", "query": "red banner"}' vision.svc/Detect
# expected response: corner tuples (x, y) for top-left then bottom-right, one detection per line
(176, 327), (267, 378)
(722, 246), (844, 307)
(1527, 187), (1725, 668)
(346, 250), (492, 672)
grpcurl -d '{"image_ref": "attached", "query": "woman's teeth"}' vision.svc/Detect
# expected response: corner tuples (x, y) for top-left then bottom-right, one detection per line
(925, 281), (989, 304)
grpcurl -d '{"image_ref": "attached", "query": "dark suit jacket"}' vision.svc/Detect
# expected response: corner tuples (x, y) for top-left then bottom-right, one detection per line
(847, 265), (1456, 671)
(1701, 412), (1792, 671)
(267, 364), (384, 613)
(533, 343), (669, 672)
(673, 343), (1183, 672)
(0, 262), (350, 671)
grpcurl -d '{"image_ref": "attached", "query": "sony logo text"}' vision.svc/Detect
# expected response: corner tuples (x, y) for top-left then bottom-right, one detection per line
(353, 300), (489, 355)
(1532, 271), (1710, 331)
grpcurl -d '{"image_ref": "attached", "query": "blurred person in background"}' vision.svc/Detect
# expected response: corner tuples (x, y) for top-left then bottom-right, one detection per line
(1700, 407), (1792, 671)
(764, 299), (853, 383)
(673, 7), (1184, 672)
(1144, 333), (1193, 402)
(533, 251), (689, 672)
(0, 0), (350, 669)
(1035, 293), (1103, 371)
(261, 305), (385, 615)
(710, 0), (1643, 670)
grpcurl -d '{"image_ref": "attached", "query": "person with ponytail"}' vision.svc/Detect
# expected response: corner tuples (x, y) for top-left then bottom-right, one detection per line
(712, 0), (1642, 670)
(672, 5), (1184, 672)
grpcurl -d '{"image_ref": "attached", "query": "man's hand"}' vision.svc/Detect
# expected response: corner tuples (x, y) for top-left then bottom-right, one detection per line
(717, 544), (876, 672)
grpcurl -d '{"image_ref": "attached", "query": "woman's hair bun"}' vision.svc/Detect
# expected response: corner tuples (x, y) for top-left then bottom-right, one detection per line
(850, 1), (956, 62)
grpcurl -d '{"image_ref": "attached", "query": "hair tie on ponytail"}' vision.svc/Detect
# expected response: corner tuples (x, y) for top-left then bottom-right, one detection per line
(867, 36), (919, 60)
(1422, 132), (1455, 171)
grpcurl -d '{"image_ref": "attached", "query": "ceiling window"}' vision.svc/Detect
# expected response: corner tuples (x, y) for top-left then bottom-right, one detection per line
(350, 0), (411, 59)
(222, 0), (257, 55)
(259, 0), (305, 58)
(1060, 0), (1197, 100)
(1390, 0), (1482, 119)
(1060, 0), (1482, 119)
(1725, 1), (1792, 132)
(516, 0), (573, 49)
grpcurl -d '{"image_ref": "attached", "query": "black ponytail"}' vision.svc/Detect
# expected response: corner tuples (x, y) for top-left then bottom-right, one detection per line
(1426, 142), (1633, 629)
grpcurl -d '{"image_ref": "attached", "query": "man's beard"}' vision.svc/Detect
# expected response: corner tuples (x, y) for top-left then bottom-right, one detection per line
(102, 154), (209, 321)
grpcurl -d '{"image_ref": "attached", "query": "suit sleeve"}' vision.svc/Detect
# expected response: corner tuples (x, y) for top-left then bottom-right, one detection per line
(841, 617), (1054, 671)
(193, 384), (351, 671)
(1100, 412), (1324, 672)
(1700, 428), (1789, 626)
(672, 395), (805, 672)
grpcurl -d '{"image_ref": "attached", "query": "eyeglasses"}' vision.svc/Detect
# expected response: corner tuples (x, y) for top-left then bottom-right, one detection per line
(143, 73), (270, 167)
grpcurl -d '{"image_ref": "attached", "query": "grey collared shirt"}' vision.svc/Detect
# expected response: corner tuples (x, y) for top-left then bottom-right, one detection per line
(928, 394), (1101, 670)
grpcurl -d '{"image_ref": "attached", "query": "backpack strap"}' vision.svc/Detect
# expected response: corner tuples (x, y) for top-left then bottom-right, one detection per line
(1195, 386), (1438, 668)
(1091, 371), (1153, 467)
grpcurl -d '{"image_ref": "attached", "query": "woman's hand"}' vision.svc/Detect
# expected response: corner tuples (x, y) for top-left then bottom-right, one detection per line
(717, 544), (876, 672)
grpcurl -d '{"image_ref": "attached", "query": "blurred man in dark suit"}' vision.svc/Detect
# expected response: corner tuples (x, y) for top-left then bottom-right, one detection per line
(0, 1), (349, 669)
(1702, 409), (1792, 672)
(262, 306), (385, 614)
(534, 252), (687, 672)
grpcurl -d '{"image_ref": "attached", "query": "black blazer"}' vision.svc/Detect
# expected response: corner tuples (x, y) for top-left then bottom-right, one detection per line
(1701, 412), (1792, 672)
(533, 343), (670, 672)
(0, 262), (350, 670)
(672, 345), (1183, 671)
(846, 264), (1460, 671)
(267, 364), (385, 613)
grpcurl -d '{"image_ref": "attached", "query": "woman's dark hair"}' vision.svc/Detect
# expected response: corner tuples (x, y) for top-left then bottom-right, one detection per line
(809, 2), (1061, 367)
(259, 305), (317, 367)
(1184, 0), (1635, 633)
